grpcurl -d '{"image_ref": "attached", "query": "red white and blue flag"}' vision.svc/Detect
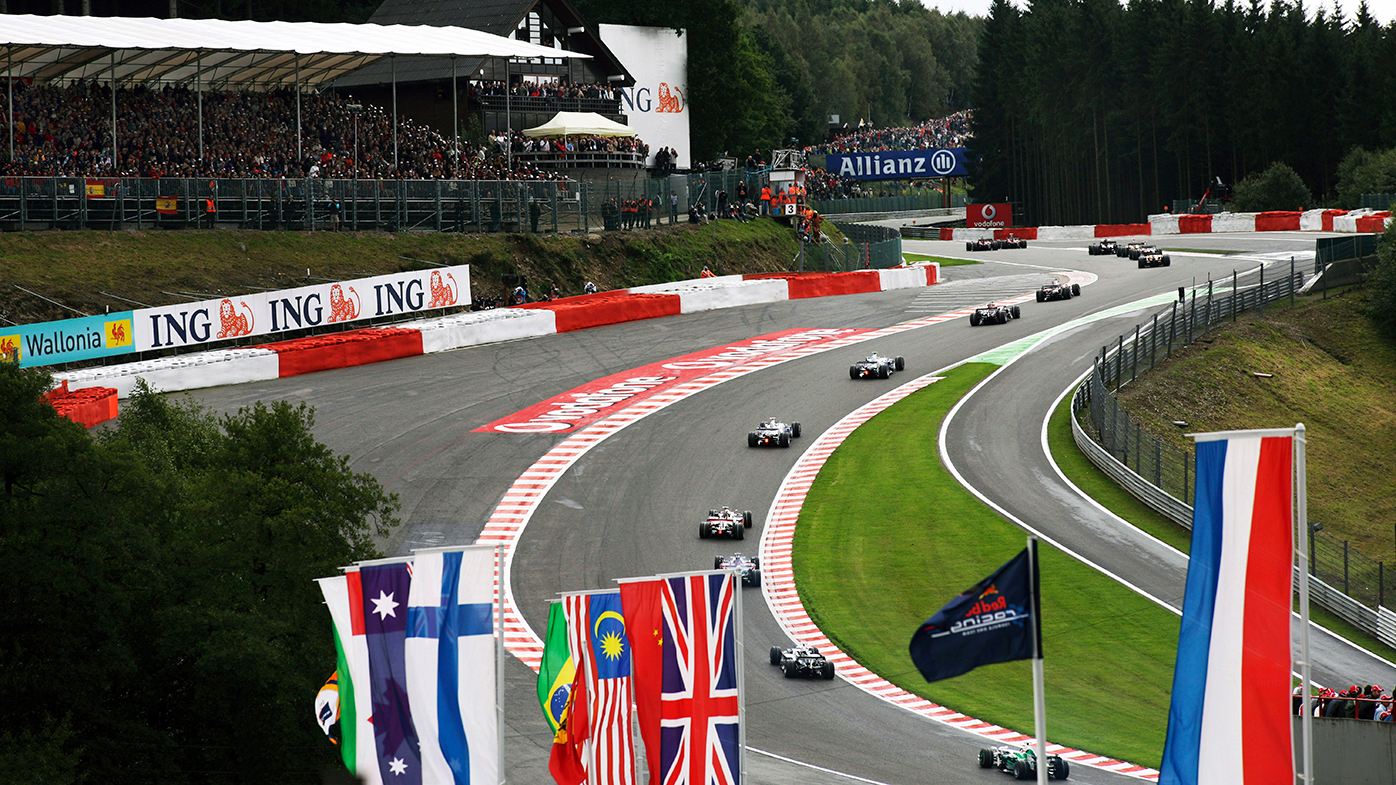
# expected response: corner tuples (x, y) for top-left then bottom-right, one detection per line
(1160, 430), (1294, 785)
(621, 573), (740, 785)
(564, 590), (636, 785)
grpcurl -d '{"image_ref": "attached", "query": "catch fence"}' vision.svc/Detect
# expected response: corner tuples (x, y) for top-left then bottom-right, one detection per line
(1071, 259), (1395, 636)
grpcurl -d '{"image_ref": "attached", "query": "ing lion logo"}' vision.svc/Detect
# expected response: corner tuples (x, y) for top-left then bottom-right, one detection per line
(328, 284), (360, 323)
(656, 83), (686, 114)
(216, 299), (255, 339)
(428, 271), (458, 308)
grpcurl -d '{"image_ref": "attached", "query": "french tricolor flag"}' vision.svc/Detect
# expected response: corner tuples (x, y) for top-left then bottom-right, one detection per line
(1160, 430), (1295, 785)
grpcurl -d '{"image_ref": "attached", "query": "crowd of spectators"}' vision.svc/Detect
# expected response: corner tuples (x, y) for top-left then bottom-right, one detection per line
(0, 80), (646, 180)
(1295, 684), (1394, 721)
(501, 128), (649, 161)
(805, 110), (972, 155)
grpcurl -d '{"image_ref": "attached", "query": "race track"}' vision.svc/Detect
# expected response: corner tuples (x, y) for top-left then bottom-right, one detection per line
(185, 230), (1396, 784)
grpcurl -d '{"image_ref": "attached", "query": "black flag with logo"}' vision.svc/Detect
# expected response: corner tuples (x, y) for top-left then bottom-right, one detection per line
(908, 547), (1039, 683)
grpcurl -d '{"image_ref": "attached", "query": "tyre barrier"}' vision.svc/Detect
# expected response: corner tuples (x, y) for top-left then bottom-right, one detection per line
(52, 267), (940, 399)
(43, 380), (119, 427)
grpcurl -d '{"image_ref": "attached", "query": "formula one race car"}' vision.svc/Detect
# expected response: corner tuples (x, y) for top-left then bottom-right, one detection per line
(967, 237), (998, 252)
(1087, 239), (1117, 255)
(1036, 281), (1082, 302)
(714, 553), (762, 587)
(1137, 250), (1172, 268)
(1116, 241), (1147, 258)
(978, 745), (1071, 780)
(969, 302), (1021, 326)
(769, 644), (836, 679)
(997, 234), (1029, 249)
(850, 353), (905, 379)
(748, 417), (802, 448)
(1126, 243), (1162, 260)
(699, 507), (754, 539)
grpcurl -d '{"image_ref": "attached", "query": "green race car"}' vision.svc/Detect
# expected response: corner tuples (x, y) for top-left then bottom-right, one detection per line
(978, 745), (1070, 780)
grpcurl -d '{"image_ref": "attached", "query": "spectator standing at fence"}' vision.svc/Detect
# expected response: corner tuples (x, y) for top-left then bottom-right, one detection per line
(670, 191), (679, 224)
(529, 198), (540, 232)
(736, 180), (748, 205)
(760, 183), (770, 215)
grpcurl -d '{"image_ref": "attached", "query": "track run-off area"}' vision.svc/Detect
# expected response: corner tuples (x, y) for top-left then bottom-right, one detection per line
(184, 231), (1396, 785)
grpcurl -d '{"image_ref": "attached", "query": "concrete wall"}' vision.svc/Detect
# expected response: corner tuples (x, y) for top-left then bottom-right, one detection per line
(1297, 716), (1396, 784)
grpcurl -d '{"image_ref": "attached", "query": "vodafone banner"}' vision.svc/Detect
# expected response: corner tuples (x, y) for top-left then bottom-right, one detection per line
(134, 266), (469, 352)
(600, 24), (690, 169)
(478, 328), (865, 433)
(967, 203), (1012, 229)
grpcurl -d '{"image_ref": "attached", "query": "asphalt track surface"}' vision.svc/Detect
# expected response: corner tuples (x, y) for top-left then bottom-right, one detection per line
(185, 230), (1396, 785)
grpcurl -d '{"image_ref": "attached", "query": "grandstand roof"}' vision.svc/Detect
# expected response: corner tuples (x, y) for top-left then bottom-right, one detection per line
(0, 13), (591, 90)
(335, 0), (629, 88)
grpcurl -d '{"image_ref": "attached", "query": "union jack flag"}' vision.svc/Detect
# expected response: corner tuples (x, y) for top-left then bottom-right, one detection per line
(622, 573), (740, 785)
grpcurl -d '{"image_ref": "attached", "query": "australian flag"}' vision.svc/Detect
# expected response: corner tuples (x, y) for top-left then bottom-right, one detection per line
(908, 547), (1039, 683)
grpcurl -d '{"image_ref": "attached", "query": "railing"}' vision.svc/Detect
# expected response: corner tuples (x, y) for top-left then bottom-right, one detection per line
(475, 95), (622, 115)
(1360, 193), (1396, 210)
(1070, 259), (1395, 639)
(511, 150), (645, 169)
(833, 222), (904, 268)
(0, 176), (586, 234)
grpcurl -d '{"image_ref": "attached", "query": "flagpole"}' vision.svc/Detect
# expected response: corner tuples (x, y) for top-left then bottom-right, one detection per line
(1027, 536), (1048, 785)
(496, 544), (506, 785)
(735, 572), (747, 784)
(1296, 424), (1313, 785)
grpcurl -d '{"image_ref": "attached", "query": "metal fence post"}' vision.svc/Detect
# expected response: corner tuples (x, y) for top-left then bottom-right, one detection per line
(1150, 314), (1159, 370)
(1381, 562), (1385, 609)
(1154, 439), (1162, 486)
(1115, 336), (1124, 391)
(1259, 264), (1265, 314)
(1183, 446), (1190, 505)
(1167, 302), (1176, 357)
(1132, 325), (1140, 382)
(1134, 421), (1141, 471)
(1345, 540), (1350, 596)
(1205, 277), (1214, 335)
(1290, 257), (1296, 309)
(1233, 269), (1239, 321)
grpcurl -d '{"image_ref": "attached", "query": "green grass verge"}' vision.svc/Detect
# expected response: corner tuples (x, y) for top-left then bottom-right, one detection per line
(902, 252), (980, 266)
(1049, 392), (1396, 664)
(795, 363), (1176, 768)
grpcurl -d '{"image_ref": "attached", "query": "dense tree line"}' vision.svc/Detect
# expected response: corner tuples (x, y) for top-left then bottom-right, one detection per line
(0, 367), (397, 784)
(970, 0), (1396, 226)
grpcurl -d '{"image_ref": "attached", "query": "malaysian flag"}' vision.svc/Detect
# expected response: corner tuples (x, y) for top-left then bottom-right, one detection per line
(1160, 429), (1294, 785)
(563, 590), (636, 785)
(620, 573), (740, 785)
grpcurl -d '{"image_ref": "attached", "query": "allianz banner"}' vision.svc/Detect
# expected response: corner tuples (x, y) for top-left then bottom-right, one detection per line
(134, 265), (469, 352)
(826, 148), (969, 180)
(2, 311), (137, 368)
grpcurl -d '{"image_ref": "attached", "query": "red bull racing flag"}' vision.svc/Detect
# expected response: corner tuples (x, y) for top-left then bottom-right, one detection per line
(1160, 429), (1294, 785)
(908, 548), (1038, 683)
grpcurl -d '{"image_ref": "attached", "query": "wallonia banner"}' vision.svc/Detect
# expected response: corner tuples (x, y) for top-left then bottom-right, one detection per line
(133, 265), (470, 352)
(1, 311), (136, 368)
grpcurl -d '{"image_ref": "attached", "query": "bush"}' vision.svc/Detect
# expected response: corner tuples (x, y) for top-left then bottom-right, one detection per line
(1230, 162), (1313, 212)
(1368, 222), (1396, 341)
(1335, 146), (1396, 210)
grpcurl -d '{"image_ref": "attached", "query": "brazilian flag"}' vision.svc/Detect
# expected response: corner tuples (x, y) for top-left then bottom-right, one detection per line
(538, 601), (576, 736)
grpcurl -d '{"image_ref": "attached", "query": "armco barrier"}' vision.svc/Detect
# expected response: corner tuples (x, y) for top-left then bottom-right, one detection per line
(267, 327), (424, 378)
(521, 292), (682, 333)
(1255, 211), (1301, 232)
(1177, 214), (1212, 233)
(417, 308), (557, 354)
(52, 268), (940, 399)
(744, 270), (882, 299)
(1097, 223), (1150, 237)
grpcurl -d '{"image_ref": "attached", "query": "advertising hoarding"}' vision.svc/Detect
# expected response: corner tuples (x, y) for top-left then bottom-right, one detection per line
(967, 203), (1013, 229)
(134, 266), (470, 351)
(599, 24), (690, 170)
(825, 148), (969, 180)
(1, 311), (136, 367)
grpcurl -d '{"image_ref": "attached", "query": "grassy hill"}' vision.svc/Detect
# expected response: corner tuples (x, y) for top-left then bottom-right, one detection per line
(1115, 290), (1396, 565)
(0, 219), (806, 326)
